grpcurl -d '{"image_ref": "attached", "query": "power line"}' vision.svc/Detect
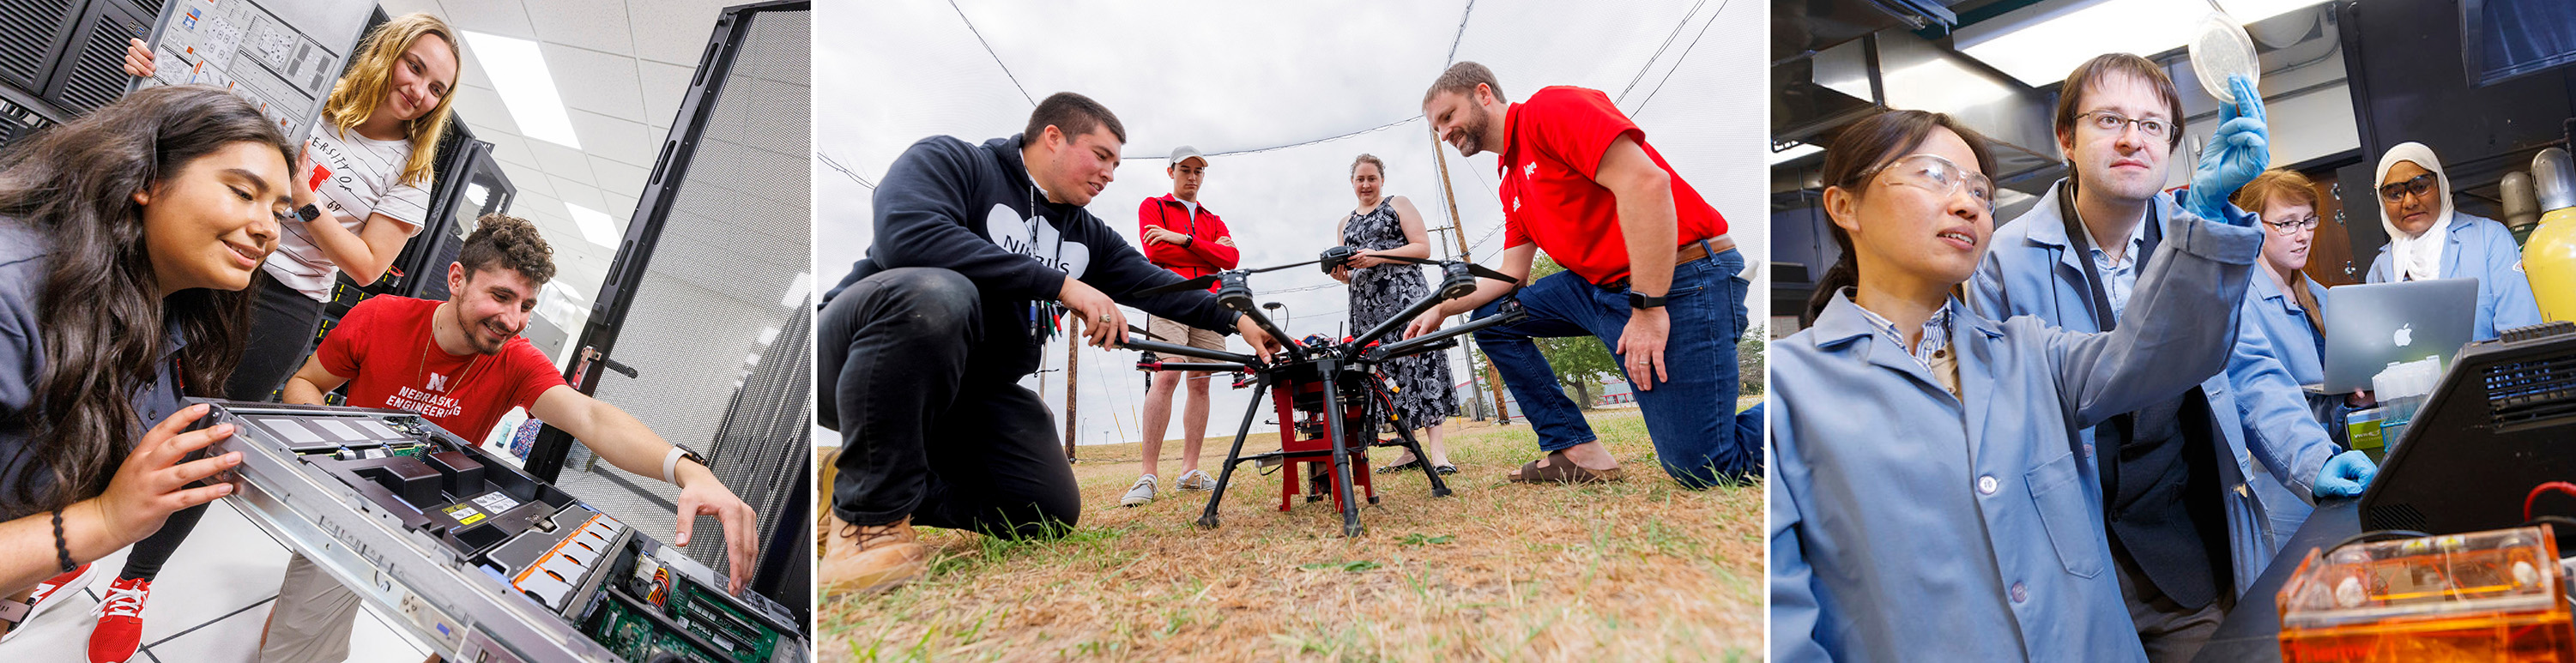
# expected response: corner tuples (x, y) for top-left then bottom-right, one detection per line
(1122, 115), (1427, 162)
(1630, 0), (1730, 119)
(1615, 0), (1711, 105)
(946, 0), (1036, 106)
(816, 151), (874, 190)
(1444, 1), (1476, 64)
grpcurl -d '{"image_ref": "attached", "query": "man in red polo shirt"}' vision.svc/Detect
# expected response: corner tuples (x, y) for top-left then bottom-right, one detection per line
(1123, 145), (1239, 506)
(251, 214), (759, 663)
(1404, 62), (1760, 490)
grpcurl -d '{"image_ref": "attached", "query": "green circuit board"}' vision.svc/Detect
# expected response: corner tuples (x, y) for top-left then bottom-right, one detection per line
(668, 582), (781, 662)
(584, 593), (723, 663)
(579, 581), (783, 663)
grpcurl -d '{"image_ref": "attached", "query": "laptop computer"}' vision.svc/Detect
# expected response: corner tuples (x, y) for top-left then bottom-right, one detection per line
(2318, 278), (2479, 393)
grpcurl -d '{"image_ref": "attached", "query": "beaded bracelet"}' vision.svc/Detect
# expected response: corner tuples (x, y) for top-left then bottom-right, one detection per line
(51, 509), (73, 573)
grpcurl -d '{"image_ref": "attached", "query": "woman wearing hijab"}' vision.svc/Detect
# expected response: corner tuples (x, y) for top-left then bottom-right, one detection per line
(2365, 142), (2543, 341)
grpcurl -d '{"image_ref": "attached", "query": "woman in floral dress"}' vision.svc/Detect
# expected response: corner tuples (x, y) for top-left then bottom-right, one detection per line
(1333, 154), (1459, 473)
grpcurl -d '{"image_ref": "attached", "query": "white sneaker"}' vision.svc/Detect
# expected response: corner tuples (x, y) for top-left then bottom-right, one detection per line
(1122, 475), (1158, 506)
(1176, 469), (1218, 491)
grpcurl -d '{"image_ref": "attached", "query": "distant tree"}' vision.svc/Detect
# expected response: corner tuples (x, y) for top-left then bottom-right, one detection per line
(1520, 256), (1621, 409)
(1739, 322), (1767, 397)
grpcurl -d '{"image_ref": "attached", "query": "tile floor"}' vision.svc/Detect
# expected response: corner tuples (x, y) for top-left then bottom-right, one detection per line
(0, 498), (429, 662)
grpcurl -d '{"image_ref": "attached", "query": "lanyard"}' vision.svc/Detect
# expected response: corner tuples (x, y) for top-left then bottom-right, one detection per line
(1025, 183), (1068, 344)
(2055, 180), (2162, 332)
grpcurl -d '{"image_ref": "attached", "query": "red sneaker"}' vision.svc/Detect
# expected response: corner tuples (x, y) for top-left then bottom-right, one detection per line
(88, 577), (149, 663)
(0, 563), (99, 643)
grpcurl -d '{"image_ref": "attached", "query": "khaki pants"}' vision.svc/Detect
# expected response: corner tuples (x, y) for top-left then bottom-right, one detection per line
(257, 552), (363, 663)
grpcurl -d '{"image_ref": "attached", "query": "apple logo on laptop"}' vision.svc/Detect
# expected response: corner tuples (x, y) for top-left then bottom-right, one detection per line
(2393, 322), (2414, 347)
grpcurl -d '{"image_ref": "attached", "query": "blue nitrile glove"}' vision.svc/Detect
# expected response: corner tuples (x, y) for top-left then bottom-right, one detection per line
(2313, 449), (2379, 498)
(2182, 75), (2270, 223)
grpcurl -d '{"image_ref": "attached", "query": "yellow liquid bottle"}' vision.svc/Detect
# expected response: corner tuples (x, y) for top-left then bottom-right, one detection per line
(2531, 148), (2576, 323)
(2535, 206), (2576, 323)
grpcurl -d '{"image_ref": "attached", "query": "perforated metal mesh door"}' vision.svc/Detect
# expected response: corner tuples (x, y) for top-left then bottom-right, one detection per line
(550, 5), (809, 583)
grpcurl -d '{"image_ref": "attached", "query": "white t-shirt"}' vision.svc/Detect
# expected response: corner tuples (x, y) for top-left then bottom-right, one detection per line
(263, 125), (430, 301)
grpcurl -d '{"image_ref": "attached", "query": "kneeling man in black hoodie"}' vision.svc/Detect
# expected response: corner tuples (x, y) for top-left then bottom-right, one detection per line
(816, 92), (1281, 596)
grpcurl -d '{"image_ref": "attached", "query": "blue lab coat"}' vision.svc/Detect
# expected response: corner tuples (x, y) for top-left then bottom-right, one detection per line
(1769, 208), (2264, 662)
(2243, 270), (2335, 540)
(1968, 185), (2339, 595)
(2364, 211), (2543, 341)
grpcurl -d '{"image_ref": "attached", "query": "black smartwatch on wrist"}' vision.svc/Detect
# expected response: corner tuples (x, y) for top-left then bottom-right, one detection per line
(295, 203), (324, 223)
(1628, 292), (1666, 310)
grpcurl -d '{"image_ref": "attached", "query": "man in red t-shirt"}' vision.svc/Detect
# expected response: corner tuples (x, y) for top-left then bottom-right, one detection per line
(253, 214), (759, 663)
(1404, 62), (1760, 490)
(1123, 145), (1240, 505)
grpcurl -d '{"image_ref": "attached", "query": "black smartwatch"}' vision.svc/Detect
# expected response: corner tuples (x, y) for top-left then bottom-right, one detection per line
(295, 203), (324, 223)
(1628, 291), (1667, 310)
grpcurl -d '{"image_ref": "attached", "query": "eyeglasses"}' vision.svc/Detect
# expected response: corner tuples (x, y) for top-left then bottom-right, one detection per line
(2378, 173), (2439, 202)
(2076, 111), (2174, 142)
(2262, 215), (2320, 234)
(1862, 153), (1994, 211)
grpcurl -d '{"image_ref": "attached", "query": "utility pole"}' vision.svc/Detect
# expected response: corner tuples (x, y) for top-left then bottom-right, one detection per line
(1430, 124), (1515, 425)
(1063, 339), (1079, 461)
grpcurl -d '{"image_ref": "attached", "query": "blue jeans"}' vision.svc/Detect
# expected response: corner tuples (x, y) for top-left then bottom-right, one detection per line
(1471, 245), (1761, 488)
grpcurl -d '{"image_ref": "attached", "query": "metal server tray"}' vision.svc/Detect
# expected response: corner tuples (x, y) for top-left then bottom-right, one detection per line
(191, 399), (808, 663)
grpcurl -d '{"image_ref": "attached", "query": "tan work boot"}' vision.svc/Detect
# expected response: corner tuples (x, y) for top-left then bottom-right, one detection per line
(819, 512), (928, 596)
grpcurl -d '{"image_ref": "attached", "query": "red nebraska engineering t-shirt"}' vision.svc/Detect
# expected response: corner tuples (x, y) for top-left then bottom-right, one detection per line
(316, 295), (566, 440)
(1498, 86), (1727, 286)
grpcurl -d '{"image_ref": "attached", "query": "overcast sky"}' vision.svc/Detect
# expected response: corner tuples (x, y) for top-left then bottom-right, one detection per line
(814, 0), (1764, 447)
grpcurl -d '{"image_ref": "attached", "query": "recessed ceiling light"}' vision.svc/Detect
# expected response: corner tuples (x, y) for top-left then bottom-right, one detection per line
(1955, 0), (2329, 87)
(461, 31), (582, 148)
(563, 202), (621, 248)
(1767, 143), (1824, 166)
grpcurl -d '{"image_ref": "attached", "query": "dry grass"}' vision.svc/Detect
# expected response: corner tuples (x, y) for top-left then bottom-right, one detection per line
(819, 404), (1763, 662)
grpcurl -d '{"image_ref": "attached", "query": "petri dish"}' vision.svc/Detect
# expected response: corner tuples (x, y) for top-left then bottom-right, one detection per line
(2188, 11), (2260, 104)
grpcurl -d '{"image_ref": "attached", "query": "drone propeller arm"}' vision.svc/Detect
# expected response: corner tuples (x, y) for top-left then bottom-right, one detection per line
(1121, 337), (1261, 366)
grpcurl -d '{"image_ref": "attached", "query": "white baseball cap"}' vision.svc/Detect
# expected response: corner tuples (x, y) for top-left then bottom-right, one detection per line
(1169, 145), (1208, 167)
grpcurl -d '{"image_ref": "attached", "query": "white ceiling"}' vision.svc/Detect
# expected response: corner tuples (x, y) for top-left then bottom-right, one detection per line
(371, 0), (749, 328)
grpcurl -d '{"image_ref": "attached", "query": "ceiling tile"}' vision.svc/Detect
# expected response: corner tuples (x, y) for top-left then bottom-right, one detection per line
(624, 0), (732, 66)
(526, 0), (634, 54)
(567, 110), (656, 167)
(475, 131), (535, 166)
(525, 140), (598, 182)
(489, 161), (555, 198)
(444, 83), (520, 136)
(430, 0), (539, 40)
(541, 43), (646, 120)
(636, 61), (693, 129)
(548, 178), (611, 215)
(376, 0), (444, 21)
(587, 155), (650, 202)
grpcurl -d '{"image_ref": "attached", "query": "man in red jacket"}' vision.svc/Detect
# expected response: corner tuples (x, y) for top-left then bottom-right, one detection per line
(1124, 145), (1240, 506)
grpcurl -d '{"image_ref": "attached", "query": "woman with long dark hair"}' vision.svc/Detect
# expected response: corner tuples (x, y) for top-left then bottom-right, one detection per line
(109, 16), (460, 654)
(0, 85), (294, 641)
(1769, 92), (2276, 660)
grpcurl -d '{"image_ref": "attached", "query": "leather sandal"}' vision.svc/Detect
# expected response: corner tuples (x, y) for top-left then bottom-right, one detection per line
(1509, 450), (1624, 484)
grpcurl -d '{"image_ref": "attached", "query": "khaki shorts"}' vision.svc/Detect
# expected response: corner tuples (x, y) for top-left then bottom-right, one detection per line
(1140, 315), (1227, 366)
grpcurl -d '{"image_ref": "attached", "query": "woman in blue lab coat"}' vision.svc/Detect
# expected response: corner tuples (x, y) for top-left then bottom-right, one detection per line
(2228, 168), (2349, 539)
(2365, 142), (2543, 341)
(1769, 87), (2277, 660)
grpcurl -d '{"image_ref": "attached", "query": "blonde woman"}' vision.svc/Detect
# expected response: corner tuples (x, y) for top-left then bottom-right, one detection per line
(94, 15), (459, 660)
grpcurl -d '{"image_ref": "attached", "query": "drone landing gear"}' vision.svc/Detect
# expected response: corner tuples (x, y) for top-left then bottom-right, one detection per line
(1194, 362), (1452, 538)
